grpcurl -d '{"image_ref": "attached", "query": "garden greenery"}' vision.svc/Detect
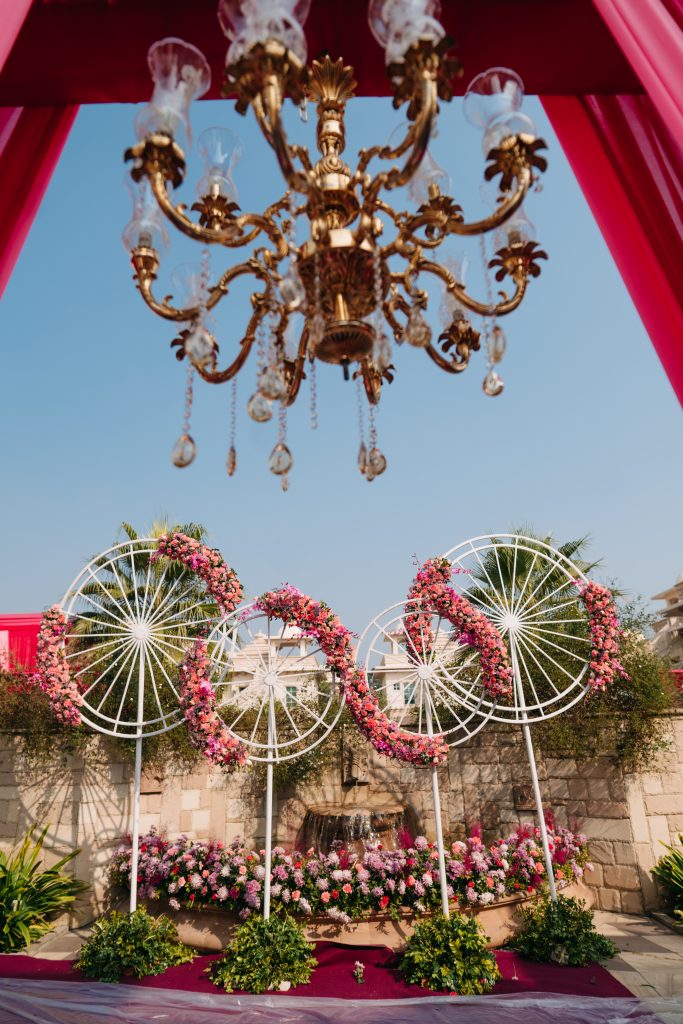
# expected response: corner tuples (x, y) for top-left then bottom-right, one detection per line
(75, 908), (194, 983)
(400, 912), (500, 993)
(509, 893), (618, 966)
(652, 834), (683, 914)
(0, 827), (88, 953)
(208, 913), (317, 993)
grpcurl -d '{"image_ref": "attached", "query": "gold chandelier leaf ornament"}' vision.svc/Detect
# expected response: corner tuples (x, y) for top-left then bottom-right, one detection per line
(123, 0), (548, 485)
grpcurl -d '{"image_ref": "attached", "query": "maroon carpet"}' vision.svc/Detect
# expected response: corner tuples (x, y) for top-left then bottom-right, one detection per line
(0, 944), (632, 1000)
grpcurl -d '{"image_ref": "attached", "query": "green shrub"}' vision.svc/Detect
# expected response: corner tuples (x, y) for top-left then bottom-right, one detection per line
(75, 908), (194, 982)
(399, 912), (500, 994)
(509, 893), (618, 967)
(208, 913), (317, 993)
(0, 826), (88, 953)
(652, 834), (683, 911)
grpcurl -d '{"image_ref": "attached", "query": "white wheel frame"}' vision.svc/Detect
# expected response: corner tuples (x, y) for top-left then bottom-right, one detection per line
(206, 604), (344, 764)
(357, 600), (494, 746)
(439, 534), (592, 724)
(60, 537), (219, 911)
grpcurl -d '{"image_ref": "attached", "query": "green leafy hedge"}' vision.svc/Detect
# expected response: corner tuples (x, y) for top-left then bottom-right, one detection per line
(75, 908), (195, 982)
(208, 913), (317, 993)
(400, 912), (500, 994)
(509, 893), (618, 967)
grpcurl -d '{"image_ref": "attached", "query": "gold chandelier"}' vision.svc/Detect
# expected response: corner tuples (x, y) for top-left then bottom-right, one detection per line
(124, 0), (548, 485)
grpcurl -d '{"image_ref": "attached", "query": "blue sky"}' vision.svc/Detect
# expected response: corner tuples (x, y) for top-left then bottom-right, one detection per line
(0, 94), (680, 632)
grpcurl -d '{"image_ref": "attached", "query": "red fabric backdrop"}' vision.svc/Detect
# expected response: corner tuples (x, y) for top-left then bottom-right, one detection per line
(0, 613), (41, 671)
(0, 0), (681, 402)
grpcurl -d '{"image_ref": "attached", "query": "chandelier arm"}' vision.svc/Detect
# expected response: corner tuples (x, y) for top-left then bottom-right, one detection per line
(260, 78), (312, 196)
(418, 258), (527, 316)
(361, 77), (437, 210)
(135, 257), (271, 324)
(441, 170), (532, 237)
(194, 307), (264, 384)
(424, 341), (469, 374)
(147, 172), (287, 255)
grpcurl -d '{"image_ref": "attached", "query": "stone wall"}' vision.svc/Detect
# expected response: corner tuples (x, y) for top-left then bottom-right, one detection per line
(1, 713), (682, 922)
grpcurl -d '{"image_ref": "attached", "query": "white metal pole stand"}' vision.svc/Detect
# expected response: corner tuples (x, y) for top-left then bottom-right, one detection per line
(509, 634), (558, 902)
(129, 649), (145, 913)
(263, 690), (276, 920)
(425, 687), (450, 917)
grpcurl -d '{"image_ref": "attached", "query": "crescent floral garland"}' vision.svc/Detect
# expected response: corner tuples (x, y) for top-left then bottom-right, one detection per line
(254, 585), (450, 767)
(152, 532), (243, 614)
(179, 639), (250, 770)
(34, 604), (83, 726)
(155, 532), (249, 770)
(405, 557), (513, 700)
(574, 580), (628, 691)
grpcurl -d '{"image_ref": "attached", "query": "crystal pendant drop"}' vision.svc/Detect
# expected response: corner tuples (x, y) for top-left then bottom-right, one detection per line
(226, 445), (237, 476)
(279, 266), (306, 311)
(281, 473), (290, 492)
(375, 333), (392, 371)
(357, 442), (367, 475)
(171, 433), (196, 468)
(406, 308), (432, 348)
(490, 325), (507, 364)
(247, 392), (273, 422)
(184, 324), (214, 370)
(367, 447), (387, 477)
(268, 442), (293, 476)
(309, 312), (325, 350)
(258, 366), (288, 401)
(482, 369), (505, 396)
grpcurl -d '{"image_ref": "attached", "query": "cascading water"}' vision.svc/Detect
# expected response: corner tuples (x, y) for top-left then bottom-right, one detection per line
(297, 804), (416, 854)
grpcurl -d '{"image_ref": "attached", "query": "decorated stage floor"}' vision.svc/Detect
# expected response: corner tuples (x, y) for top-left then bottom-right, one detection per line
(3, 942), (683, 1024)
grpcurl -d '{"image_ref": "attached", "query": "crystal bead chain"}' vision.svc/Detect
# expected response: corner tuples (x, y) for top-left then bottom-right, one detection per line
(356, 377), (367, 477)
(372, 247), (392, 369)
(309, 252), (324, 354)
(479, 235), (505, 397)
(171, 361), (196, 468)
(226, 378), (237, 477)
(309, 357), (318, 430)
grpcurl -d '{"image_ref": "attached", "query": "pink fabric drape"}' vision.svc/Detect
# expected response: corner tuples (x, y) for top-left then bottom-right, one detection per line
(543, 94), (683, 404)
(592, 0), (683, 140)
(0, 104), (78, 299)
(0, 1), (78, 301)
(0, 0), (33, 72)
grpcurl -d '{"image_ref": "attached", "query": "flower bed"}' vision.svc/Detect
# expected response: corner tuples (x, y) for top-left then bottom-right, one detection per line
(111, 820), (590, 925)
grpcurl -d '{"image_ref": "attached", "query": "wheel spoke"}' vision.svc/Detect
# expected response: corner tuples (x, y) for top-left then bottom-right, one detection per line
(78, 584), (131, 630)
(523, 627), (587, 663)
(84, 565), (131, 622)
(144, 643), (169, 728)
(65, 636), (122, 661)
(515, 633), (561, 697)
(492, 544), (512, 614)
(514, 550), (539, 617)
(249, 692), (268, 743)
(146, 638), (181, 698)
(110, 559), (136, 622)
(512, 638), (544, 710)
(113, 652), (138, 732)
(522, 633), (578, 682)
(81, 640), (135, 701)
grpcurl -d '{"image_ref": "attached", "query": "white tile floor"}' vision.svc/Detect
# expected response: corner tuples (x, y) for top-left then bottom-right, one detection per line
(594, 911), (683, 998)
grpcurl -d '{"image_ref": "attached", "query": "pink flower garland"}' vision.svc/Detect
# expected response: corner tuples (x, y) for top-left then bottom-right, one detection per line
(255, 585), (450, 767)
(153, 532), (243, 614)
(34, 605), (83, 726)
(574, 580), (628, 691)
(158, 532), (248, 770)
(405, 557), (513, 700)
(179, 640), (249, 771)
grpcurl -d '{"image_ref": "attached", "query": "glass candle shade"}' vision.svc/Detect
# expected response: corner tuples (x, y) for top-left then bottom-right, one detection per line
(196, 126), (243, 201)
(219, 0), (312, 63)
(135, 37), (211, 144)
(368, 0), (445, 64)
(463, 67), (524, 130)
(121, 177), (170, 253)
